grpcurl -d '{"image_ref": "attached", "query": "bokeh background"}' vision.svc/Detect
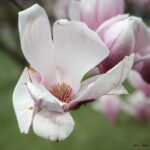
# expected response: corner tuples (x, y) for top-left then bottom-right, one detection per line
(0, 0), (150, 150)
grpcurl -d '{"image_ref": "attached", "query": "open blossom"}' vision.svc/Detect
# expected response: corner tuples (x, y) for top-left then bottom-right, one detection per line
(121, 91), (150, 121)
(13, 4), (134, 141)
(97, 15), (150, 73)
(69, 0), (125, 30)
(93, 95), (121, 122)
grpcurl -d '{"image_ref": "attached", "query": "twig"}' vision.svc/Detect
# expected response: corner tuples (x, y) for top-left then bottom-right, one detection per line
(9, 0), (24, 11)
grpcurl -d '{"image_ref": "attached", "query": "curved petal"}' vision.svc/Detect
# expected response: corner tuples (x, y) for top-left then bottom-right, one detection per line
(132, 17), (150, 54)
(13, 68), (37, 134)
(99, 25), (135, 72)
(28, 68), (42, 84)
(53, 20), (109, 94)
(65, 54), (134, 110)
(33, 110), (74, 141)
(129, 70), (150, 97)
(79, 0), (99, 30)
(97, 15), (135, 72)
(96, 14), (129, 34)
(80, 77), (128, 95)
(26, 82), (65, 112)
(69, 0), (124, 30)
(18, 4), (57, 88)
(97, 0), (125, 25)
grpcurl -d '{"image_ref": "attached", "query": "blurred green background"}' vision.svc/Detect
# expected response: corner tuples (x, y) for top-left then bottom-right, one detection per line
(0, 0), (150, 150)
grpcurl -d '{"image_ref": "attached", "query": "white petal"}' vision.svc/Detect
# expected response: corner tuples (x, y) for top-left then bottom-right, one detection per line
(18, 4), (57, 88)
(33, 110), (74, 141)
(53, 20), (109, 94)
(13, 68), (37, 134)
(108, 85), (128, 95)
(26, 82), (65, 112)
(66, 54), (134, 110)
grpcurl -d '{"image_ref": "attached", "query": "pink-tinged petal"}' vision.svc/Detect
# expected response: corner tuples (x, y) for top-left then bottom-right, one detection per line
(18, 4), (57, 88)
(97, 15), (130, 49)
(69, 0), (80, 20)
(100, 27), (135, 72)
(13, 68), (37, 134)
(79, 0), (99, 30)
(28, 68), (42, 84)
(96, 14), (129, 34)
(96, 0), (125, 25)
(129, 70), (150, 97)
(132, 17), (150, 54)
(70, 0), (124, 30)
(121, 91), (150, 120)
(98, 16), (150, 59)
(53, 20), (109, 94)
(93, 95), (121, 122)
(33, 110), (74, 141)
(26, 82), (65, 112)
(65, 54), (134, 111)
(97, 15), (135, 72)
(108, 85), (128, 95)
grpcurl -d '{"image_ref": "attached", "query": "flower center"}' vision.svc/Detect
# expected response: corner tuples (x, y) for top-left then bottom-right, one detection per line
(50, 83), (74, 103)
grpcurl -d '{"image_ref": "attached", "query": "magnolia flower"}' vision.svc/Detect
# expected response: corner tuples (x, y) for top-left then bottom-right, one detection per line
(121, 91), (150, 121)
(97, 15), (150, 73)
(13, 4), (134, 141)
(69, 0), (125, 30)
(93, 95), (121, 122)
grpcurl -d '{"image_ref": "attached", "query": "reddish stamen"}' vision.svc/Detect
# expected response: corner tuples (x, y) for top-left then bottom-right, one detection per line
(50, 83), (74, 103)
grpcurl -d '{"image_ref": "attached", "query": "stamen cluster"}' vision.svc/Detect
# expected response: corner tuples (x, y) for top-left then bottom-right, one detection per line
(50, 83), (74, 103)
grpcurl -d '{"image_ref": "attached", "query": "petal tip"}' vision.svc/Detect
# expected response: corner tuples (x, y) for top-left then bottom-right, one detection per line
(55, 19), (68, 26)
(18, 4), (45, 35)
(33, 111), (74, 141)
(18, 4), (42, 16)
